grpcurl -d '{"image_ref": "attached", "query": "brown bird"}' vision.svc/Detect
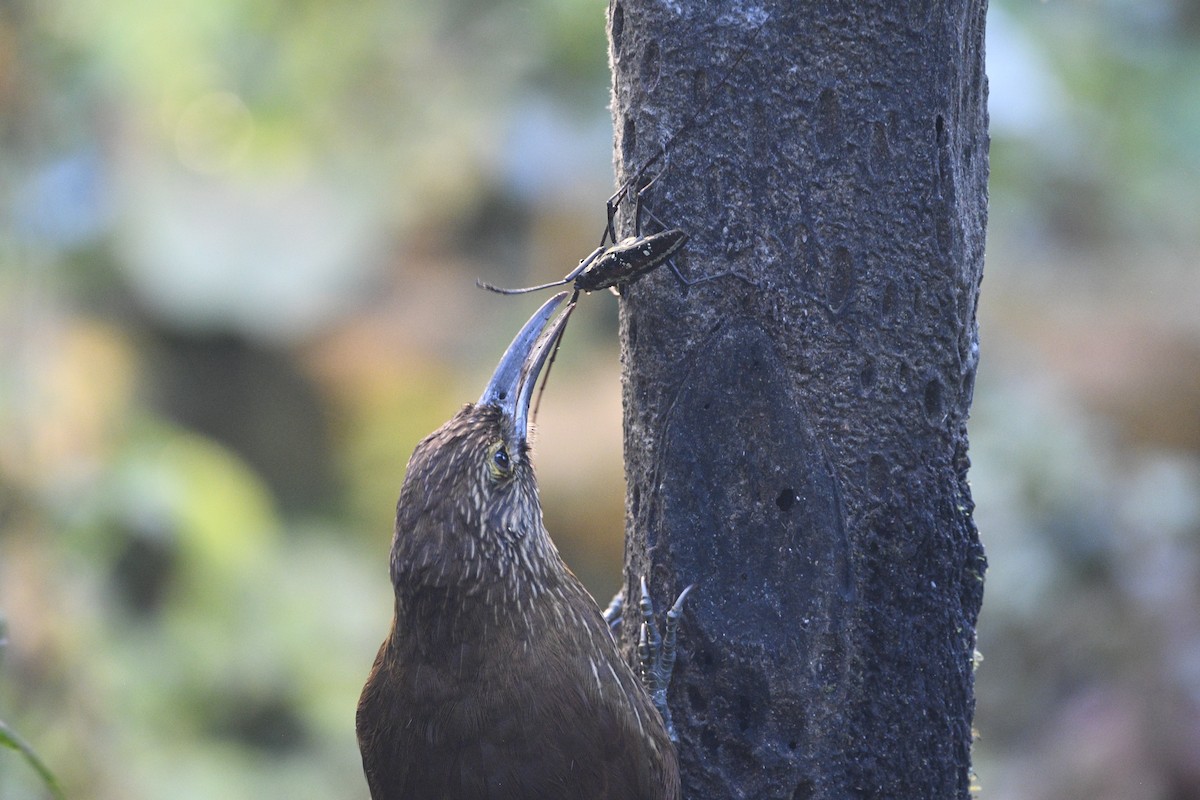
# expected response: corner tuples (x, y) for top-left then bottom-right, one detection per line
(357, 293), (682, 800)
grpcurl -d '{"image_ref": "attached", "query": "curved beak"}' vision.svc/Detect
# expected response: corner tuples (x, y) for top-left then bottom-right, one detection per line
(478, 292), (574, 440)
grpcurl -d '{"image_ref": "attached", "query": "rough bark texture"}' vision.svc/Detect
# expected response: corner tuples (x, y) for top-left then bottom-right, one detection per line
(608, 2), (988, 798)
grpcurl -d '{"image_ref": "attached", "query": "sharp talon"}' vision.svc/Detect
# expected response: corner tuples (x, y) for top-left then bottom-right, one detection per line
(629, 579), (694, 743)
(667, 584), (695, 620)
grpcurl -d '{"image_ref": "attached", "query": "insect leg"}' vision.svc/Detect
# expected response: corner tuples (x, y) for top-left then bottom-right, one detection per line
(631, 155), (669, 238)
(604, 33), (761, 246)
(603, 181), (633, 248)
(604, 141), (669, 247)
(637, 199), (758, 290)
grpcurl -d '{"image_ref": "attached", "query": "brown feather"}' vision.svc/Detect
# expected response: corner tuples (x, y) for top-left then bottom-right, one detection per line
(357, 405), (679, 800)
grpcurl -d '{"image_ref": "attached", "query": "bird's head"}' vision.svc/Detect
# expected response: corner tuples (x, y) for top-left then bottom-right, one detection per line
(390, 293), (575, 595)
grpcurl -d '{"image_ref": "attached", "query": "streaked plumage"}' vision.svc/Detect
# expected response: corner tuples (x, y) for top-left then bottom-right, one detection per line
(356, 294), (679, 800)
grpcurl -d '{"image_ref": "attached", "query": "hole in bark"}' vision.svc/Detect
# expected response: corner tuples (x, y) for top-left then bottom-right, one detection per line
(870, 120), (889, 175)
(881, 279), (898, 320)
(610, 4), (624, 51)
(868, 453), (888, 493)
(860, 358), (877, 391)
(690, 65), (710, 105)
(935, 114), (946, 145)
(622, 116), (637, 168)
(641, 39), (660, 92)
(924, 377), (945, 420)
(936, 213), (953, 254)
(828, 245), (854, 311)
(687, 685), (708, 712)
(735, 694), (758, 732)
(815, 87), (840, 152)
(627, 316), (637, 349)
(776, 488), (796, 512)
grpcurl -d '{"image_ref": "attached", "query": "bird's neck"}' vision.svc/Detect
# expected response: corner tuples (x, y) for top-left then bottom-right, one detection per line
(391, 517), (570, 614)
(386, 526), (593, 667)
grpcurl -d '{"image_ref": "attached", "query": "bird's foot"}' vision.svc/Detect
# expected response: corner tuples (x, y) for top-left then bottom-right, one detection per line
(602, 578), (693, 741)
(601, 589), (624, 633)
(638, 578), (693, 742)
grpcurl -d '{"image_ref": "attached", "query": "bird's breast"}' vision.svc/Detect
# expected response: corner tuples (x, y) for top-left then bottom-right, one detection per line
(358, 585), (675, 799)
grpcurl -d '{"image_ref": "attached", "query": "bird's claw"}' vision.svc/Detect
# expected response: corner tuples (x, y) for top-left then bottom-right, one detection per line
(601, 589), (624, 633)
(622, 577), (693, 742)
(602, 578), (692, 741)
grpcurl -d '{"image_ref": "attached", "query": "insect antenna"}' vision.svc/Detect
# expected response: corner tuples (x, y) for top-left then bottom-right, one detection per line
(476, 246), (607, 296)
(475, 22), (766, 299)
(619, 153), (755, 291)
(475, 277), (571, 295)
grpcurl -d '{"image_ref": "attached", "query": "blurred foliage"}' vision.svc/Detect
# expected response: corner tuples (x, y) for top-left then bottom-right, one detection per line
(0, 719), (64, 800)
(976, 3), (1200, 797)
(1, 0), (1199, 798)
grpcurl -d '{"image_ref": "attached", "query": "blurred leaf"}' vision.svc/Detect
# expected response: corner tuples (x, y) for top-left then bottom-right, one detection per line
(0, 719), (66, 800)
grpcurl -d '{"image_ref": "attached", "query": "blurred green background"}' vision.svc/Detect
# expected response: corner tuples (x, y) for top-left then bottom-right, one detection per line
(1, 1), (1198, 798)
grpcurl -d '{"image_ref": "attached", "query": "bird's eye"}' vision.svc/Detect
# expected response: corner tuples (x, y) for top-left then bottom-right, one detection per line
(488, 441), (512, 478)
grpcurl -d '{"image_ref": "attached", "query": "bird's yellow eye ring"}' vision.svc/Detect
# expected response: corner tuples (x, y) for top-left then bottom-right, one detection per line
(487, 440), (512, 479)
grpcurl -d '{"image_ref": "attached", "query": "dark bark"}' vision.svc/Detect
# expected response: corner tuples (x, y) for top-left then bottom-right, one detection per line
(608, 2), (988, 798)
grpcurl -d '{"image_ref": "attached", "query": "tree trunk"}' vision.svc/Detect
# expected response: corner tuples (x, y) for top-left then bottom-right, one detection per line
(609, 3), (988, 798)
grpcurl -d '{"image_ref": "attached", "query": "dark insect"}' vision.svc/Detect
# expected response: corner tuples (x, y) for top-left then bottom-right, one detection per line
(482, 37), (762, 419)
(477, 33), (761, 301)
(476, 227), (689, 299)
